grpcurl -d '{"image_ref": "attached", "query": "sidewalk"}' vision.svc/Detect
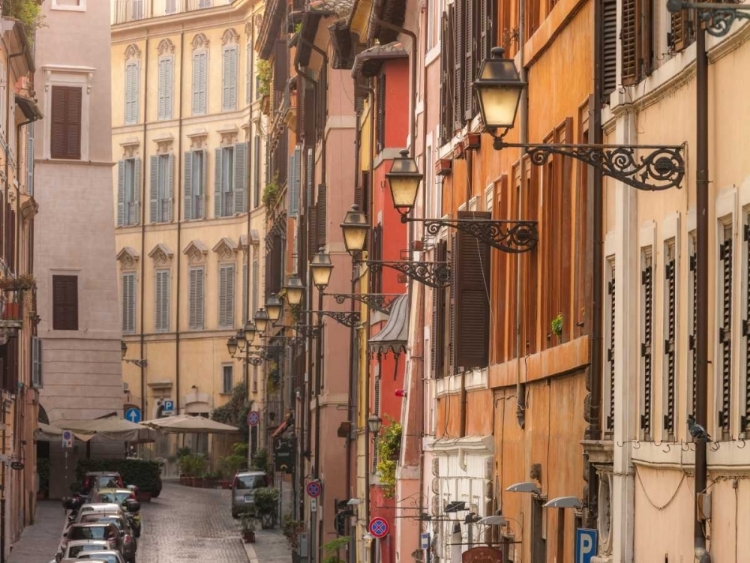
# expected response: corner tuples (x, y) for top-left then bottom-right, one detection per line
(9, 501), (65, 563)
(244, 528), (292, 563)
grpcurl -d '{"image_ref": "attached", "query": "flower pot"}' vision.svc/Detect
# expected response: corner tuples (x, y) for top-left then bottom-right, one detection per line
(221, 480), (232, 490)
(435, 158), (452, 177)
(136, 492), (152, 503)
(465, 133), (481, 150)
(36, 490), (48, 501)
(194, 478), (204, 488)
(260, 513), (275, 529)
(242, 531), (256, 543)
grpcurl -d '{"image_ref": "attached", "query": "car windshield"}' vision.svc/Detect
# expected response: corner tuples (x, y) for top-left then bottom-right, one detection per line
(95, 518), (124, 530)
(235, 475), (265, 490)
(69, 527), (115, 541)
(78, 554), (119, 563)
(97, 477), (121, 489)
(68, 545), (106, 558)
(98, 493), (131, 504)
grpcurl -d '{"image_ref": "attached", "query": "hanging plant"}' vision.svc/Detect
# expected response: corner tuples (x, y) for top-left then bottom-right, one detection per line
(376, 421), (402, 498)
(262, 175), (280, 208)
(257, 59), (272, 97)
(0, 274), (36, 291)
(551, 313), (563, 340)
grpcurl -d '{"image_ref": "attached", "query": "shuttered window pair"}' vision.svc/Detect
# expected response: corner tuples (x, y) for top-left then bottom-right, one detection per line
(158, 56), (174, 120)
(188, 266), (205, 329)
(184, 150), (207, 220)
(117, 158), (141, 226)
(214, 143), (248, 217)
(125, 61), (140, 125)
(122, 272), (136, 334)
(218, 263), (236, 328)
(192, 50), (208, 115)
(222, 45), (239, 111)
(155, 269), (170, 332)
(51, 86), (82, 159)
(53, 275), (79, 331)
(150, 154), (174, 223)
(288, 147), (301, 217)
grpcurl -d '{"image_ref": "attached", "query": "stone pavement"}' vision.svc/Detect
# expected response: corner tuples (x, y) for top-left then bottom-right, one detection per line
(9, 501), (66, 563)
(244, 528), (292, 563)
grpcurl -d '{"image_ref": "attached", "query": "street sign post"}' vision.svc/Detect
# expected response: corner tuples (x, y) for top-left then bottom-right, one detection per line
(247, 411), (260, 426)
(306, 481), (321, 498)
(62, 430), (73, 449)
(575, 528), (598, 563)
(369, 517), (389, 538)
(124, 407), (141, 424)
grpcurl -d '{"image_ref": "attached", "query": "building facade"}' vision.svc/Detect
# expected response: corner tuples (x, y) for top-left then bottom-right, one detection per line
(110, 0), (270, 467)
(34, 0), (125, 500)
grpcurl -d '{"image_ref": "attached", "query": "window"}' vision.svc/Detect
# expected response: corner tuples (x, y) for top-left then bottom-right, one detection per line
(621, 0), (652, 85)
(718, 222), (733, 439)
(222, 365), (233, 394)
(51, 86), (82, 159)
(27, 125), (34, 196)
(122, 272), (136, 334)
(663, 241), (677, 439)
(131, 0), (144, 19)
(117, 158), (141, 227)
(639, 249), (653, 440)
(150, 154), (174, 223)
(198, 0), (211, 7)
(688, 232), (697, 419)
(218, 264), (236, 328)
(165, 0), (177, 13)
(158, 57), (174, 120)
(31, 337), (43, 389)
(669, 8), (695, 52)
(605, 258), (615, 433)
(125, 61), (140, 125)
(601, 0), (617, 99)
(438, 10), (454, 144)
(184, 150), (206, 220)
(222, 46), (238, 111)
(214, 144), (248, 217)
(53, 275), (79, 331)
(52, 0), (86, 10)
(188, 267), (205, 329)
(155, 269), (170, 332)
(192, 51), (208, 115)
(253, 137), (261, 208)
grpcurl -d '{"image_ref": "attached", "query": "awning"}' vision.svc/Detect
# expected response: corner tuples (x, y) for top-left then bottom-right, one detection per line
(352, 41), (407, 78)
(271, 413), (294, 439)
(141, 414), (239, 434)
(35, 423), (92, 443)
(15, 94), (42, 121)
(369, 294), (409, 354)
(54, 418), (144, 433)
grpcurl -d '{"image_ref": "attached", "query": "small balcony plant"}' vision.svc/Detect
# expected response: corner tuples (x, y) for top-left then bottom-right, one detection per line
(253, 487), (280, 529)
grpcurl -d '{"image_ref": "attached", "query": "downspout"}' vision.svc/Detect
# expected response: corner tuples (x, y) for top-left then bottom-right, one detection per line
(515, 0), (528, 429)
(175, 27), (185, 414)
(245, 18), (255, 395)
(139, 34), (150, 415)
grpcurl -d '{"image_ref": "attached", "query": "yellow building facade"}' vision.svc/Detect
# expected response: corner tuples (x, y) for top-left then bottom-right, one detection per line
(111, 0), (270, 468)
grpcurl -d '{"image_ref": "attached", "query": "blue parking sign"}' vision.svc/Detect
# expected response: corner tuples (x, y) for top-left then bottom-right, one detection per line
(162, 400), (174, 413)
(575, 529), (598, 563)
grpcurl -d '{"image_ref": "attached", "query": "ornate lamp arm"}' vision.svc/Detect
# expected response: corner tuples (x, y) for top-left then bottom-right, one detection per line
(326, 293), (400, 314)
(295, 325), (322, 338)
(667, 0), (750, 37)
(364, 261), (451, 288)
(406, 218), (538, 253)
(302, 311), (362, 328)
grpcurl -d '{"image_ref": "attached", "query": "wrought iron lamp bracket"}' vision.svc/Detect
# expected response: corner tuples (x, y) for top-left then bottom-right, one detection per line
(406, 218), (538, 253)
(327, 293), (398, 314)
(364, 260), (451, 288)
(302, 310), (362, 328)
(295, 325), (322, 338)
(667, 0), (750, 37)
(124, 358), (148, 368)
(492, 138), (686, 192)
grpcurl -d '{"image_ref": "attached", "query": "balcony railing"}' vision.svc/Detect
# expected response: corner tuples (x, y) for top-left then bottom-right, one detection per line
(112, 0), (234, 25)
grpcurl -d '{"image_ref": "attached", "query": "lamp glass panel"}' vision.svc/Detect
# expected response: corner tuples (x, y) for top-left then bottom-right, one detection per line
(286, 286), (304, 305)
(344, 225), (369, 252)
(389, 177), (420, 209)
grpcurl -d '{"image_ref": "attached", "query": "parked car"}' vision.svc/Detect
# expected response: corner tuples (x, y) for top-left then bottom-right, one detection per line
(69, 504), (125, 530)
(231, 471), (270, 518)
(62, 523), (121, 553)
(78, 515), (137, 563)
(51, 540), (109, 563)
(87, 490), (141, 538)
(76, 552), (126, 563)
(83, 473), (124, 495)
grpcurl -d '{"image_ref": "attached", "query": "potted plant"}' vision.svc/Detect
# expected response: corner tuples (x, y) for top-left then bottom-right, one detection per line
(220, 442), (248, 488)
(376, 420), (402, 498)
(551, 313), (563, 343)
(0, 274), (36, 291)
(262, 174), (280, 208)
(240, 511), (257, 543)
(282, 516), (305, 551)
(253, 487), (280, 529)
(435, 158), (452, 176)
(322, 537), (350, 563)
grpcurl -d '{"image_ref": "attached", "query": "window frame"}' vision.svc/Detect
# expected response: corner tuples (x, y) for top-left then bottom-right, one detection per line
(51, 0), (86, 11)
(121, 271), (137, 334)
(222, 364), (234, 394)
(188, 266), (205, 330)
(52, 274), (79, 331)
(192, 49), (209, 116)
(218, 262), (236, 329)
(222, 44), (239, 112)
(124, 60), (140, 125)
(157, 55), (174, 120)
(155, 268), (171, 333)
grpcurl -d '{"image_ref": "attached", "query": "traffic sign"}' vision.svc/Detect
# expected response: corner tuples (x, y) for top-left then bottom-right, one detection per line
(306, 481), (321, 498)
(247, 411), (260, 426)
(162, 400), (174, 413)
(575, 528), (598, 563)
(62, 430), (73, 449)
(369, 517), (389, 538)
(125, 407), (142, 424)
(310, 498), (318, 512)
(420, 533), (431, 549)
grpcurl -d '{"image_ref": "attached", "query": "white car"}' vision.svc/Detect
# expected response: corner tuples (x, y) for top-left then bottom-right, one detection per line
(76, 550), (126, 563)
(70, 504), (124, 526)
(50, 539), (110, 563)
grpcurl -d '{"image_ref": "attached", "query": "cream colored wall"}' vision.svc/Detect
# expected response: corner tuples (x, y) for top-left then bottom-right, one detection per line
(112, 1), (268, 420)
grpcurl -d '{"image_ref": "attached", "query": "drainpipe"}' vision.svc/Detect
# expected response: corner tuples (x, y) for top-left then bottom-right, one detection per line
(175, 27), (185, 415)
(139, 34), (150, 416)
(245, 18), (256, 395)
(694, 20), (710, 563)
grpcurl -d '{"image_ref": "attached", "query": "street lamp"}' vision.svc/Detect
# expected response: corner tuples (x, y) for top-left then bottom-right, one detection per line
(473, 48), (686, 192)
(243, 320), (257, 343)
(227, 336), (239, 356)
(121, 341), (128, 359)
(310, 249), (334, 290)
(266, 295), (283, 323)
(285, 275), (305, 306)
(340, 204), (369, 254)
(254, 308), (269, 335)
(367, 414), (382, 435)
(386, 150), (424, 217)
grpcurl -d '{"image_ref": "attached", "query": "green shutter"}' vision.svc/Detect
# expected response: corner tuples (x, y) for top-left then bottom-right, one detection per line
(184, 151), (193, 220)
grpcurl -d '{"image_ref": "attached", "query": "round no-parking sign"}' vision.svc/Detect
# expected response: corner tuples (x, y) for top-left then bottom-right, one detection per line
(306, 481), (321, 498)
(369, 517), (389, 538)
(247, 411), (260, 426)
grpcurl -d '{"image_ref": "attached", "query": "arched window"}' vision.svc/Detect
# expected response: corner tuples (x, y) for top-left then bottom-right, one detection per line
(191, 34), (209, 115)
(157, 40), (175, 120)
(222, 29), (239, 111)
(124, 44), (141, 124)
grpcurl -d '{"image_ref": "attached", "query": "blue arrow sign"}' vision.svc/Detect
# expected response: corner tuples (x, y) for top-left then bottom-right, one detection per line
(125, 407), (142, 424)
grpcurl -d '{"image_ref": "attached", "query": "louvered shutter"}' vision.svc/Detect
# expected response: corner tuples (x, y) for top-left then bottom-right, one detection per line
(158, 58), (167, 119)
(306, 148), (314, 208)
(193, 52), (207, 114)
(317, 184), (327, 247)
(189, 267), (205, 329)
(621, 0), (637, 85)
(602, 0), (617, 98)
(230, 47), (238, 109)
(449, 234), (456, 372)
(252, 260), (259, 314)
(464, 0), (477, 120)
(309, 206), (318, 256)
(214, 148), (223, 217)
(192, 53), (201, 113)
(53, 275), (79, 331)
(122, 273), (136, 333)
(376, 76), (386, 152)
(165, 57), (173, 118)
(51, 86), (82, 160)
(167, 153), (175, 221)
(639, 0), (652, 78)
(439, 13), (451, 144)
(242, 261), (249, 323)
(198, 150), (207, 218)
(453, 1), (464, 129)
(432, 240), (447, 377)
(219, 264), (235, 328)
(133, 158), (142, 224)
(26, 126), (34, 195)
(289, 147), (301, 217)
(117, 160), (126, 226)
(156, 270), (170, 332)
(51, 86), (67, 158)
(253, 137), (261, 208)
(189, 269), (197, 328)
(246, 43), (252, 104)
(149, 155), (159, 222)
(479, 0), (495, 65)
(31, 337), (42, 388)
(184, 151), (193, 220)
(125, 62), (139, 124)
(670, 10), (690, 51)
(234, 142), (248, 213)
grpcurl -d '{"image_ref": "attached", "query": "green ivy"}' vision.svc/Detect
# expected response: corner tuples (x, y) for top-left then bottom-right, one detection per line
(376, 421), (402, 498)
(257, 59), (272, 97)
(262, 178), (280, 208)
(212, 382), (250, 443)
(3, 0), (44, 41)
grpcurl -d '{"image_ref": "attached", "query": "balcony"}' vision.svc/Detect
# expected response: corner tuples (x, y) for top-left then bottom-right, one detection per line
(111, 0), (235, 25)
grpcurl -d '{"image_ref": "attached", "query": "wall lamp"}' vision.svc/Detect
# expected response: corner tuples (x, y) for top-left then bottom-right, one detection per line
(384, 151), (538, 253)
(227, 331), (284, 363)
(325, 292), (400, 314)
(667, 0), (750, 37)
(121, 341), (147, 368)
(474, 47), (685, 192)
(302, 310), (361, 328)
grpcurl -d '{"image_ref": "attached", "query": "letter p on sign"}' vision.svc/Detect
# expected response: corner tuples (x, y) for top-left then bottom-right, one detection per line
(575, 529), (598, 563)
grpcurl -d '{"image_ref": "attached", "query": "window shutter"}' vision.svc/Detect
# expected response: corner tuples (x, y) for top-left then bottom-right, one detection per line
(639, 0), (652, 78)
(125, 62), (139, 124)
(308, 206), (318, 256)
(242, 261), (249, 323)
(246, 43), (252, 104)
(439, 13), (452, 144)
(149, 155), (159, 222)
(189, 267), (205, 329)
(479, 0), (495, 64)
(117, 160), (126, 226)
(464, 0), (477, 120)
(621, 0), (637, 85)
(376, 75), (386, 152)
(184, 151), (193, 220)
(26, 126), (34, 195)
(214, 148), (223, 217)
(223, 47), (231, 110)
(253, 137), (261, 208)
(602, 0), (617, 99)
(31, 337), (42, 388)
(432, 240), (447, 377)
(317, 184), (327, 248)
(50, 87), (64, 155)
(165, 57), (173, 119)
(122, 273), (135, 333)
(219, 264), (236, 327)
(306, 147), (314, 208)
(199, 52), (207, 114)
(52, 275), (79, 331)
(156, 270), (170, 332)
(252, 259), (259, 314)
(453, 0), (465, 130)
(167, 153), (175, 221)
(230, 47), (238, 109)
(51, 86), (82, 160)
(449, 234), (456, 372)
(669, 10), (691, 51)
(234, 142), (248, 213)
(133, 158), (142, 224)
(193, 52), (207, 114)
(289, 147), (301, 217)
(158, 58), (167, 119)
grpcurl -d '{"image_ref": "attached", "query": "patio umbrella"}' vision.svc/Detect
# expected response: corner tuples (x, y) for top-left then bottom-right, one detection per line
(52, 418), (150, 442)
(34, 422), (94, 443)
(141, 414), (239, 434)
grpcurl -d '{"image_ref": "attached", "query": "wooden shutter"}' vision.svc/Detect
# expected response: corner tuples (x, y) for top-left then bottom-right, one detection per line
(31, 337), (42, 388)
(621, 0), (637, 85)
(602, 0), (617, 98)
(252, 259), (259, 314)
(308, 206), (318, 256)
(167, 153), (175, 221)
(234, 142), (248, 213)
(223, 46), (238, 111)
(439, 13), (452, 144)
(51, 86), (82, 160)
(246, 43), (252, 104)
(52, 275), (79, 331)
(219, 264), (235, 327)
(639, 0), (652, 78)
(149, 155), (159, 222)
(158, 57), (172, 119)
(289, 147), (301, 217)
(453, 1), (464, 130)
(122, 273), (136, 333)
(189, 267), (205, 329)
(432, 240), (448, 378)
(479, 0), (495, 64)
(448, 234), (456, 372)
(156, 269), (170, 332)
(253, 137), (261, 208)
(669, 10), (690, 51)
(193, 52), (207, 114)
(133, 158), (142, 225)
(26, 126), (34, 195)
(317, 184), (327, 248)
(117, 160), (126, 226)
(376, 75), (386, 152)
(214, 148), (223, 217)
(184, 151), (193, 220)
(242, 261), (249, 323)
(464, 0), (478, 120)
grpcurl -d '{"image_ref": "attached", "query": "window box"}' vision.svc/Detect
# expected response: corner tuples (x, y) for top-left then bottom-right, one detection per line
(465, 133), (481, 150)
(435, 158), (452, 176)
